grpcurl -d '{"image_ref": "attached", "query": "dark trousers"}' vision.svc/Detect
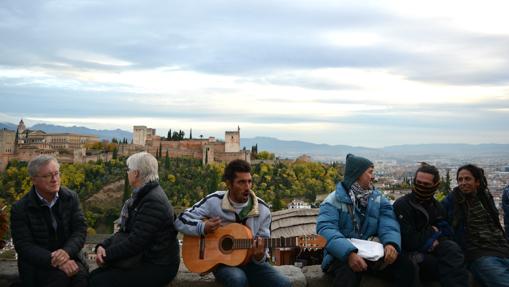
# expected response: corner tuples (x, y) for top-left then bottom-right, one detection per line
(327, 254), (416, 287)
(88, 261), (179, 287)
(19, 261), (88, 287)
(417, 240), (468, 287)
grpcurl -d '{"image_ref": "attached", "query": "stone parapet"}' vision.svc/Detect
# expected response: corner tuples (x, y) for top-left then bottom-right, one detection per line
(0, 260), (477, 287)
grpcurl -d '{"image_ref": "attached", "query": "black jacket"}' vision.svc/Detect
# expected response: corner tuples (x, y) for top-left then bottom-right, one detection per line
(10, 186), (87, 285)
(394, 193), (452, 252)
(100, 182), (180, 266)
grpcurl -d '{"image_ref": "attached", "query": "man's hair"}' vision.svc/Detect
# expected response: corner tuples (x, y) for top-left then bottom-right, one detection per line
(223, 159), (251, 182)
(457, 164), (488, 191)
(126, 152), (159, 184)
(414, 162), (440, 184)
(27, 155), (59, 177)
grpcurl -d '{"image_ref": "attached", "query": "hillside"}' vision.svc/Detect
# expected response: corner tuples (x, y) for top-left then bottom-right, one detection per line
(85, 180), (125, 211)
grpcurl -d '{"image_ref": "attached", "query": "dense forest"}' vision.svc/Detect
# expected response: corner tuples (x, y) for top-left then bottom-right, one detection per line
(0, 153), (343, 236)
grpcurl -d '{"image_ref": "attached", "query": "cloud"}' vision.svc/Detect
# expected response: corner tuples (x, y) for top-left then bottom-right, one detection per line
(1, 0), (509, 146)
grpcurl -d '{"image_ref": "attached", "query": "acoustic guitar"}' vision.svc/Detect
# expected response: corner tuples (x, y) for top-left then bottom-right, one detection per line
(182, 223), (327, 273)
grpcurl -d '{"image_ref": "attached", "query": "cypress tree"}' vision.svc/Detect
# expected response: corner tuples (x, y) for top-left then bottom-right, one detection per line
(165, 150), (170, 169)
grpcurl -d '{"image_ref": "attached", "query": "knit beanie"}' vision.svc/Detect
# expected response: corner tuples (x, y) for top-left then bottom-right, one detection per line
(343, 154), (374, 191)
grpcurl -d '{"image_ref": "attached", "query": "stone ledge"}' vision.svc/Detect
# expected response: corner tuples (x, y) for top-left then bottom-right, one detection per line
(0, 260), (477, 287)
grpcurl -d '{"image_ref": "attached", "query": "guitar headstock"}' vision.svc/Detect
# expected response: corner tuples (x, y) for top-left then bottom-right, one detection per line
(296, 234), (326, 249)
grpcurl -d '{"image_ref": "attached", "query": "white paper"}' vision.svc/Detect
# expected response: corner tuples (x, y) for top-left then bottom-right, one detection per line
(347, 238), (384, 261)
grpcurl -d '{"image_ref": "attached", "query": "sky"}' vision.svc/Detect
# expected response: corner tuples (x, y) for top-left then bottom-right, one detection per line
(1, 0), (509, 147)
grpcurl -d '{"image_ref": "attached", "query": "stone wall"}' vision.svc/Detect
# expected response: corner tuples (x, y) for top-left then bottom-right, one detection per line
(1, 260), (465, 287)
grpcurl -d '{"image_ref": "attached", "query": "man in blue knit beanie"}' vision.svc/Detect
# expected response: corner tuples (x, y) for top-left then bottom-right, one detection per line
(317, 154), (416, 287)
(343, 154), (374, 191)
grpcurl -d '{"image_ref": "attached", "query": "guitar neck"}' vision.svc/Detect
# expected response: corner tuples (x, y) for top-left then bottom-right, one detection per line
(231, 237), (298, 249)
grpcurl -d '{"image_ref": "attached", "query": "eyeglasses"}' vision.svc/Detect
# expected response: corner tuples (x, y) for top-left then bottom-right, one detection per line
(35, 171), (60, 181)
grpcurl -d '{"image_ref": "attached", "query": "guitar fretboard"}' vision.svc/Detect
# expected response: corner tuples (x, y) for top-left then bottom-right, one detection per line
(232, 237), (298, 249)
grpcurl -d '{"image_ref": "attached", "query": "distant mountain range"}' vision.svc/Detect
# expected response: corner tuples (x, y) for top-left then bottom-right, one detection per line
(2, 122), (508, 161)
(241, 137), (509, 162)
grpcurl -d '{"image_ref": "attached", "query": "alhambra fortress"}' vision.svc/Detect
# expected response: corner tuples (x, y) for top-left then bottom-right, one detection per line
(0, 119), (254, 172)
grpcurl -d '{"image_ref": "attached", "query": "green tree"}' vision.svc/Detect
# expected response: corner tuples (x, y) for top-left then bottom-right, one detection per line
(439, 169), (452, 195)
(256, 151), (275, 160)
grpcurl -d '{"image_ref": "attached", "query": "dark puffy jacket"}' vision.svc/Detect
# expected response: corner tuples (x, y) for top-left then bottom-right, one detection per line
(100, 182), (180, 266)
(394, 193), (452, 252)
(10, 186), (87, 286)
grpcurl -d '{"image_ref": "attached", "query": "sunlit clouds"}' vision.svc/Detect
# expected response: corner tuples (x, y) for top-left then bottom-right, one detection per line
(1, 0), (509, 147)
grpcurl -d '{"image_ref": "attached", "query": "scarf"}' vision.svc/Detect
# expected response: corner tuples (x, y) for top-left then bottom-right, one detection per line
(350, 182), (371, 211)
(412, 181), (440, 201)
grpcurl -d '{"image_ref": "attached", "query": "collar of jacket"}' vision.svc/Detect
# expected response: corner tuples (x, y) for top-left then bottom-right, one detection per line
(335, 182), (353, 204)
(222, 190), (260, 217)
(26, 185), (71, 209)
(131, 181), (159, 207)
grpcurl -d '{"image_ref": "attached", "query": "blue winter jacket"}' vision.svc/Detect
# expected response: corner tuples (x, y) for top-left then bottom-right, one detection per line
(316, 182), (401, 271)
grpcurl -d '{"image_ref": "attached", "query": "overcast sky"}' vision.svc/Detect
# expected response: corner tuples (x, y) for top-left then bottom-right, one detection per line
(1, 0), (509, 147)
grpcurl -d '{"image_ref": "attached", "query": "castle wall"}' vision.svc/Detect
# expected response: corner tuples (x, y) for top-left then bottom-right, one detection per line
(0, 129), (15, 154)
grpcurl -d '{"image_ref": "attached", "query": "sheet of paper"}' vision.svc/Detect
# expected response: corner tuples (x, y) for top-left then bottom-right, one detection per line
(348, 238), (384, 261)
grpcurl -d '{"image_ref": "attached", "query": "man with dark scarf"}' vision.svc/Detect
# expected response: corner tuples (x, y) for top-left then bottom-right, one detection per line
(317, 154), (415, 287)
(394, 163), (468, 286)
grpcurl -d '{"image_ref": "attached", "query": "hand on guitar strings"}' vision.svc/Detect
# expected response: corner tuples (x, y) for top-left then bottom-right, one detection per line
(204, 217), (222, 234)
(252, 237), (266, 261)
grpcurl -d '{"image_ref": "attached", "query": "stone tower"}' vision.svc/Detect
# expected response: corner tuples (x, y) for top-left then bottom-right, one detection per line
(16, 119), (27, 145)
(133, 126), (155, 146)
(225, 126), (240, 153)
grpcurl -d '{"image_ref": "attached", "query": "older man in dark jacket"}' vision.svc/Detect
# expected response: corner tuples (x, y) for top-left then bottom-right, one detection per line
(394, 163), (467, 286)
(10, 155), (88, 287)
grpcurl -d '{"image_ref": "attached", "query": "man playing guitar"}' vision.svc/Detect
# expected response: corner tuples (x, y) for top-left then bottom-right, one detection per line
(175, 159), (291, 287)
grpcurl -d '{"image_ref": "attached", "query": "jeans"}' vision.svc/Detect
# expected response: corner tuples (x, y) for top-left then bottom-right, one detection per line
(327, 255), (416, 287)
(20, 260), (88, 287)
(469, 256), (509, 287)
(213, 261), (292, 287)
(417, 240), (468, 287)
(89, 261), (179, 287)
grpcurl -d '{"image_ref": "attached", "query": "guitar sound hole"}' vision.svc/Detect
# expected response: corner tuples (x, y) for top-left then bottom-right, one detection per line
(220, 236), (234, 253)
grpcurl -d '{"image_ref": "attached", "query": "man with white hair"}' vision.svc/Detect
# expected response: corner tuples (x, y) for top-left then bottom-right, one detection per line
(10, 155), (88, 287)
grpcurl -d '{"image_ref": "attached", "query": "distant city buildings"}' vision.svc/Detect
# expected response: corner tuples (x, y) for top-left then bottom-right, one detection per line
(287, 199), (311, 209)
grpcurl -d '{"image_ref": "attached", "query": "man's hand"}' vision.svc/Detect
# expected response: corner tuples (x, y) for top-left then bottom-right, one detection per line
(252, 237), (265, 261)
(58, 259), (79, 277)
(51, 249), (70, 268)
(383, 245), (398, 265)
(347, 252), (367, 272)
(204, 217), (222, 234)
(428, 240), (439, 252)
(95, 246), (107, 266)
